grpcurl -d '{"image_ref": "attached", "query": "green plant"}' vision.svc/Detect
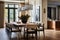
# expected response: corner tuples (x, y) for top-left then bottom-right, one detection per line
(18, 14), (30, 23)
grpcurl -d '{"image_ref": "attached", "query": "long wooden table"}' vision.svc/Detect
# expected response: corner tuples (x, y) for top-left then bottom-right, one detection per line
(13, 23), (38, 29)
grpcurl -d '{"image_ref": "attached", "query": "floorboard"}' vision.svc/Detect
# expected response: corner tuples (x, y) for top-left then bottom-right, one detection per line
(0, 28), (60, 40)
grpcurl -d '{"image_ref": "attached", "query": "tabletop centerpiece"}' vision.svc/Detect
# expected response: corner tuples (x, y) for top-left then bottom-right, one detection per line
(18, 14), (30, 23)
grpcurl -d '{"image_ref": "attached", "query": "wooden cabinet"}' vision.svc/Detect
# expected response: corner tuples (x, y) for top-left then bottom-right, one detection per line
(47, 21), (53, 29)
(55, 21), (60, 30)
(47, 20), (60, 30)
(47, 21), (55, 29)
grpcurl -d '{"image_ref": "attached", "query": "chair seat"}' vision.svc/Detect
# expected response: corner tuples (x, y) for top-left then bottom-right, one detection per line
(37, 27), (43, 31)
(37, 29), (43, 31)
(25, 29), (37, 33)
(11, 28), (21, 32)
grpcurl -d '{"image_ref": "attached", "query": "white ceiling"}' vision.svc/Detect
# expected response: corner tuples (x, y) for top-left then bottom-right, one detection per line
(48, 0), (60, 5)
(0, 0), (25, 2)
(0, 0), (60, 2)
(48, 0), (60, 2)
(0, 0), (24, 1)
(0, 0), (16, 1)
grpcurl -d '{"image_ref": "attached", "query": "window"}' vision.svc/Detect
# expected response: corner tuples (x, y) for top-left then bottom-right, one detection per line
(48, 7), (56, 20)
(5, 4), (18, 23)
(48, 7), (51, 19)
(28, 0), (40, 22)
(35, 6), (40, 21)
(29, 6), (40, 22)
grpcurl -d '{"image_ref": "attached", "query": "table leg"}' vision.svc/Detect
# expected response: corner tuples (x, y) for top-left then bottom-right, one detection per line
(24, 27), (25, 39)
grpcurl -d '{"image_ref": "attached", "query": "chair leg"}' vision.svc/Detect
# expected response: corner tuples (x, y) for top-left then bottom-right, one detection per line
(17, 32), (19, 40)
(27, 29), (28, 40)
(43, 31), (45, 40)
(17, 32), (21, 40)
(32, 33), (34, 38)
(35, 32), (37, 40)
(27, 33), (28, 40)
(19, 32), (21, 39)
(43, 31), (45, 37)
(9, 32), (12, 40)
(39, 31), (40, 39)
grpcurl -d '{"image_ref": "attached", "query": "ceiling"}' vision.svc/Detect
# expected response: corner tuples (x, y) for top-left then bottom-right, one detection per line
(0, 0), (60, 2)
(48, 0), (60, 2)
(0, 0), (25, 2)
(48, 0), (60, 5)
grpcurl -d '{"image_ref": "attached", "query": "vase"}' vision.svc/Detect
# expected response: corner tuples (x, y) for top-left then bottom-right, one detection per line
(21, 19), (27, 23)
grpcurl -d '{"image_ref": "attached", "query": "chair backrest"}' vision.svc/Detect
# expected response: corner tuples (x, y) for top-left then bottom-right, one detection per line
(6, 23), (15, 28)
(26, 23), (38, 29)
(37, 23), (44, 29)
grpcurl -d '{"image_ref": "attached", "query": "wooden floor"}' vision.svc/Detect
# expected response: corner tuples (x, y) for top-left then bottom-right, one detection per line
(0, 28), (60, 40)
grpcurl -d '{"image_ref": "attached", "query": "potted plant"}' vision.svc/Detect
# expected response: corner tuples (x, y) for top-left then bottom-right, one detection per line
(18, 14), (30, 23)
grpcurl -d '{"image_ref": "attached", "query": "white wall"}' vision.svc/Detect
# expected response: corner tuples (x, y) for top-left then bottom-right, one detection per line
(0, 0), (47, 28)
(42, 0), (47, 28)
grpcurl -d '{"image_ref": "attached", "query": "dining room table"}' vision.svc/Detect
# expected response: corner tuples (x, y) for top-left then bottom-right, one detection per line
(9, 22), (38, 40)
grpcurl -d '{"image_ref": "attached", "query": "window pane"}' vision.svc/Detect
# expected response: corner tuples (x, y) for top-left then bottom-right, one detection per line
(48, 7), (56, 20)
(53, 8), (56, 20)
(48, 7), (51, 19)
(9, 5), (14, 7)
(36, 6), (40, 21)
(9, 9), (14, 23)
(30, 6), (40, 22)
(5, 4), (19, 23)
(15, 5), (18, 8)
(15, 9), (18, 22)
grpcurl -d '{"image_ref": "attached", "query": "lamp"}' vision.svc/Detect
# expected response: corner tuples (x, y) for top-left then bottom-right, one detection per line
(18, 0), (33, 11)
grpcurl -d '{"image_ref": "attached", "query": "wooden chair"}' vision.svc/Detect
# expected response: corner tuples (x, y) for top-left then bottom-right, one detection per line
(37, 23), (45, 37)
(24, 24), (37, 40)
(6, 23), (21, 40)
(6, 23), (21, 32)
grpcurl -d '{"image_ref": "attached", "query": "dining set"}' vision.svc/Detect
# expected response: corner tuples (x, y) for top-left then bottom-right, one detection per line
(6, 22), (45, 40)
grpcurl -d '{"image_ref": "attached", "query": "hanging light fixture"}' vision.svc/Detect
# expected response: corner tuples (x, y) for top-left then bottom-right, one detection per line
(18, 0), (33, 11)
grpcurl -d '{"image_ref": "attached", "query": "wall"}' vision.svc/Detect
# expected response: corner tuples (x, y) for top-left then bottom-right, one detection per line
(42, 0), (47, 28)
(0, 0), (48, 28)
(0, 1), (4, 28)
(27, 0), (47, 28)
(29, 0), (47, 28)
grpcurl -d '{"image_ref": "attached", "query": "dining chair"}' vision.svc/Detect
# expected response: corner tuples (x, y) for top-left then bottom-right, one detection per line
(24, 23), (37, 40)
(6, 23), (21, 40)
(6, 23), (21, 32)
(37, 23), (45, 37)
